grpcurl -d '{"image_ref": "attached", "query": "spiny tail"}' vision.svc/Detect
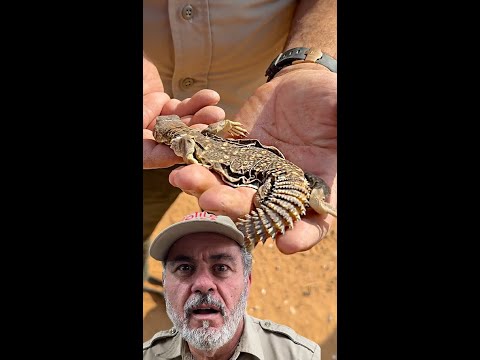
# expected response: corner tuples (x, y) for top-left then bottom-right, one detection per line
(235, 170), (310, 250)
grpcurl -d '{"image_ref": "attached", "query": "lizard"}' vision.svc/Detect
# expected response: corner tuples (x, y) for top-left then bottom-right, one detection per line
(153, 115), (337, 251)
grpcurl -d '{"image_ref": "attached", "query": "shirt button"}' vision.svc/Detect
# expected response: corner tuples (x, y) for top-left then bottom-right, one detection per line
(181, 77), (195, 89)
(181, 5), (193, 20)
(264, 321), (271, 327)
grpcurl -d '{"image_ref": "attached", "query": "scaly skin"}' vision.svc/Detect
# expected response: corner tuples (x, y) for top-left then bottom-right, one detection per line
(154, 115), (337, 251)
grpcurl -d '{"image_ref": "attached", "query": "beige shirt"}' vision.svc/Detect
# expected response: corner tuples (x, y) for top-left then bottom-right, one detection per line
(143, 315), (320, 359)
(143, 0), (297, 119)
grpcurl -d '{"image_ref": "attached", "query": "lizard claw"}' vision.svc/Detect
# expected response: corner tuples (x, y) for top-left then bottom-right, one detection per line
(309, 188), (337, 217)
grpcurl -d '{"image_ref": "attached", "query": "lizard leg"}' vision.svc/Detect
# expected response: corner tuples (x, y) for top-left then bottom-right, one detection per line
(202, 120), (249, 138)
(305, 172), (337, 217)
(170, 135), (199, 164)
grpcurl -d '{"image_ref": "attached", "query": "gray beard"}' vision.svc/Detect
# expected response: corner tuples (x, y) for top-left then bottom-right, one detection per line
(164, 283), (248, 352)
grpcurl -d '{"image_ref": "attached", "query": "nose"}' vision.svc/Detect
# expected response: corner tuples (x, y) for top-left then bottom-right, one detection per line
(191, 268), (217, 294)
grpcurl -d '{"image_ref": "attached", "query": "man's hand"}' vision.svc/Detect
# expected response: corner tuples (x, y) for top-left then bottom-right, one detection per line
(169, 64), (337, 254)
(143, 56), (225, 169)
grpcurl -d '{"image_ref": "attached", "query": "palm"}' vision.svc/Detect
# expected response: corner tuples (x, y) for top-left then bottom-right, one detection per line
(170, 68), (337, 254)
(238, 67), (337, 186)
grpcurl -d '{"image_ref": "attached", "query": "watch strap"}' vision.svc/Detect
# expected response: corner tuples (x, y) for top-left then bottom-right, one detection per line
(265, 47), (337, 82)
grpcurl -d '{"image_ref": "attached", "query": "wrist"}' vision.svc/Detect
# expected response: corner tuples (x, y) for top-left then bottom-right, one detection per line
(265, 47), (337, 82)
(274, 61), (331, 80)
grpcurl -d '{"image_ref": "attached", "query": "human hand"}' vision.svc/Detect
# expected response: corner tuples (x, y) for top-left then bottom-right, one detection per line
(143, 57), (226, 169)
(169, 64), (337, 254)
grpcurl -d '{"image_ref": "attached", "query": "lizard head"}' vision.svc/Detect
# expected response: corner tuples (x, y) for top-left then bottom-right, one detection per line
(153, 115), (187, 145)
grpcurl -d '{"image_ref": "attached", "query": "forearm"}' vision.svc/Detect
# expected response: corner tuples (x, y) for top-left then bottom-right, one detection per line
(285, 0), (337, 57)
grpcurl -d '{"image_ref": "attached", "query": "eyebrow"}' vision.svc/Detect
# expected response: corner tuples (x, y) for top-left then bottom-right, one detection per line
(169, 255), (193, 263)
(169, 253), (237, 264)
(210, 253), (236, 263)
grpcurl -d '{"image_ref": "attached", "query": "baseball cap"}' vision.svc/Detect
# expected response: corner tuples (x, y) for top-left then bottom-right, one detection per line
(149, 211), (246, 261)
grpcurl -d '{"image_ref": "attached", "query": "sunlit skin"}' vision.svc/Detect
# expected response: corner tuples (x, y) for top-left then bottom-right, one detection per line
(163, 233), (251, 359)
(143, 56), (226, 169)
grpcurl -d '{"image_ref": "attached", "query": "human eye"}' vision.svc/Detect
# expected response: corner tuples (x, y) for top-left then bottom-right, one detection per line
(175, 264), (194, 274)
(213, 264), (230, 275)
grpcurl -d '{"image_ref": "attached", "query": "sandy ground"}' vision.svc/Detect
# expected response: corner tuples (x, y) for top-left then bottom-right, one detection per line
(143, 192), (337, 359)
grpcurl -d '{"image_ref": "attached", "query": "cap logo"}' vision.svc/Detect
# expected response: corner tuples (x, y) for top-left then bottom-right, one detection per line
(183, 211), (217, 221)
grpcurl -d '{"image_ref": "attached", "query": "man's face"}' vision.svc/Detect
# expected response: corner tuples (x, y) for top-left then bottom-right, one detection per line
(163, 233), (251, 351)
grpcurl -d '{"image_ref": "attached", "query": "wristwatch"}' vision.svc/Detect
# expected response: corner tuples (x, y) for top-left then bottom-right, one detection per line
(265, 47), (337, 82)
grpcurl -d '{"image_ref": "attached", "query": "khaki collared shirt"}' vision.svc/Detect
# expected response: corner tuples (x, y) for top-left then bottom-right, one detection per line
(143, 0), (297, 119)
(143, 315), (320, 359)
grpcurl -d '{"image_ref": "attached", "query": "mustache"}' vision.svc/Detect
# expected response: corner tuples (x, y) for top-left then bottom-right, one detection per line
(184, 293), (226, 317)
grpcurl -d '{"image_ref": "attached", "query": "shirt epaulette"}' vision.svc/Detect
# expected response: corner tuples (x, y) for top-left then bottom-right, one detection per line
(258, 319), (318, 353)
(143, 327), (178, 350)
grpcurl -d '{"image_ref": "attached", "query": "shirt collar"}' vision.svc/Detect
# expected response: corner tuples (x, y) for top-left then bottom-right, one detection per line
(155, 331), (182, 359)
(235, 315), (264, 360)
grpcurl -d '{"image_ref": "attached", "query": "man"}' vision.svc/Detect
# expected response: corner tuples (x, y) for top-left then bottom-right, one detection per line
(143, 211), (321, 359)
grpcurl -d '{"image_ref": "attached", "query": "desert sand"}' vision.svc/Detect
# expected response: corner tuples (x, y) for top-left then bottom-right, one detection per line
(143, 192), (337, 359)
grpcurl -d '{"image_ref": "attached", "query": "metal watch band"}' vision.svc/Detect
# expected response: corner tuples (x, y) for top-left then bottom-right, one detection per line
(265, 47), (337, 82)
(315, 53), (337, 74)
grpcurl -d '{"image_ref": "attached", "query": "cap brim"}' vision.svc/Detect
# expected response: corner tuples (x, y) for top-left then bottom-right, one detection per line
(149, 219), (245, 261)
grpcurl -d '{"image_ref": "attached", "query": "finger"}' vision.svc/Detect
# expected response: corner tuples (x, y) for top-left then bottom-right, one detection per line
(198, 186), (255, 219)
(166, 107), (225, 127)
(189, 105), (226, 126)
(143, 139), (183, 169)
(160, 99), (182, 115)
(169, 164), (223, 197)
(274, 214), (331, 254)
(172, 89), (221, 117)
